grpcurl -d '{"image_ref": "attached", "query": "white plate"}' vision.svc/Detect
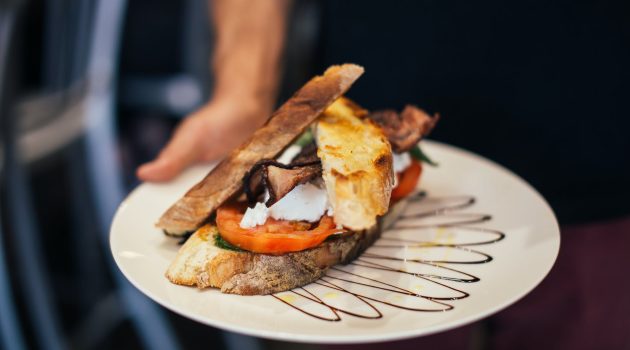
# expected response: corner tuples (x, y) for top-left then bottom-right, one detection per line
(110, 141), (560, 344)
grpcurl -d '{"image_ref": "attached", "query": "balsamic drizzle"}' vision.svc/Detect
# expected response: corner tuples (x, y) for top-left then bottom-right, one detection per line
(271, 192), (506, 321)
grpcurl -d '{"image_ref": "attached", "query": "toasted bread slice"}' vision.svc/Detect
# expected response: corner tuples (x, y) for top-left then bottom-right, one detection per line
(315, 98), (394, 230)
(157, 64), (364, 236)
(164, 226), (252, 288)
(165, 199), (408, 295)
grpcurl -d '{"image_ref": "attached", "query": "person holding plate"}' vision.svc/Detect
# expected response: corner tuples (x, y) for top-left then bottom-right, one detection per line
(138, 1), (630, 349)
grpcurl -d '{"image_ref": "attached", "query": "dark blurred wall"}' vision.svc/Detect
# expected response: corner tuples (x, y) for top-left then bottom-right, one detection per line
(316, 0), (630, 224)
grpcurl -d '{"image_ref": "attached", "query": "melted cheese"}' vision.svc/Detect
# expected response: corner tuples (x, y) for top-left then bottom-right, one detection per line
(393, 152), (412, 174)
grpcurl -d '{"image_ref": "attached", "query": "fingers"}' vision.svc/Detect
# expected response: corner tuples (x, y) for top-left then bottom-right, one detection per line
(137, 119), (204, 182)
(135, 99), (265, 182)
(136, 158), (178, 182)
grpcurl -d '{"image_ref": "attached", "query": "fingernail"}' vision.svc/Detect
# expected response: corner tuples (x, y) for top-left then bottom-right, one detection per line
(138, 159), (180, 182)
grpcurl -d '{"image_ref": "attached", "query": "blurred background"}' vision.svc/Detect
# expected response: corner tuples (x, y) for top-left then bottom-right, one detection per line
(1, 0), (629, 349)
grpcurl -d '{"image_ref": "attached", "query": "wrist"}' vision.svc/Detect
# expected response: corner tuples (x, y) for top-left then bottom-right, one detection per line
(211, 88), (274, 118)
(212, 77), (277, 111)
(211, 51), (280, 117)
(193, 93), (271, 128)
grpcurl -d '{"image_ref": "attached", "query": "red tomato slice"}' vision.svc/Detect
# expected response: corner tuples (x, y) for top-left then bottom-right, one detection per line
(216, 205), (341, 254)
(391, 160), (422, 202)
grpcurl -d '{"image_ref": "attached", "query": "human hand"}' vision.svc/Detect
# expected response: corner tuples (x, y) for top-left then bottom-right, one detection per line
(136, 97), (270, 182)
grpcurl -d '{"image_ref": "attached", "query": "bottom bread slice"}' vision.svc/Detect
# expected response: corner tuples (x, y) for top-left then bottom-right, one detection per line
(165, 200), (407, 295)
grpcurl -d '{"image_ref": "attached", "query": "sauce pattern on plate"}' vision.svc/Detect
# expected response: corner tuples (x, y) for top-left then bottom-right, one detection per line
(272, 192), (505, 321)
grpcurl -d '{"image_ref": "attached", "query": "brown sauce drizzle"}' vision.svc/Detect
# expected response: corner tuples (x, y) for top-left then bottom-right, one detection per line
(271, 191), (506, 321)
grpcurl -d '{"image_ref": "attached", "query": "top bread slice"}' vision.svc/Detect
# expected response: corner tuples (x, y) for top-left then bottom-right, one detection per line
(157, 64), (365, 235)
(315, 98), (394, 230)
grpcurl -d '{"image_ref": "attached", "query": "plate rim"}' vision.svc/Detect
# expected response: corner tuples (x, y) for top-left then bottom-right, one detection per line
(110, 140), (560, 343)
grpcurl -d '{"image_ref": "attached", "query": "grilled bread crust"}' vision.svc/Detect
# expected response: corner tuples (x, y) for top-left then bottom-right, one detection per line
(157, 64), (364, 236)
(315, 98), (394, 230)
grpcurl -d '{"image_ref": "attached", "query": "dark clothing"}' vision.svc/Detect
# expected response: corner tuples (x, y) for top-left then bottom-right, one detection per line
(317, 0), (630, 224)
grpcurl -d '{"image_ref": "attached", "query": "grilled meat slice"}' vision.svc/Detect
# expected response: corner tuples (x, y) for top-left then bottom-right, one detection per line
(243, 159), (322, 206)
(265, 163), (322, 205)
(368, 105), (439, 153)
(291, 142), (318, 163)
(243, 142), (322, 206)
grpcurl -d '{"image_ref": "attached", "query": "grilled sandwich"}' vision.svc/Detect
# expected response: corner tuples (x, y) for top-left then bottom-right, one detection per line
(159, 64), (439, 295)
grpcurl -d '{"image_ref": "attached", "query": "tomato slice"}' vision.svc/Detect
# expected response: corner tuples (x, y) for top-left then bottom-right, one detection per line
(391, 160), (422, 202)
(216, 205), (341, 254)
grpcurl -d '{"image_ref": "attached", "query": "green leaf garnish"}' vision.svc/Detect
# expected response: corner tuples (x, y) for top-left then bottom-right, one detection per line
(294, 130), (314, 147)
(410, 145), (438, 166)
(214, 233), (244, 252)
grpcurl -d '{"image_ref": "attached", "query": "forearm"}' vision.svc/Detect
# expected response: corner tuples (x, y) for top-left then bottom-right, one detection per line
(210, 0), (291, 115)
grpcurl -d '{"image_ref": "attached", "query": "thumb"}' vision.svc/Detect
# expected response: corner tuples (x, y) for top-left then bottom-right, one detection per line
(136, 124), (203, 182)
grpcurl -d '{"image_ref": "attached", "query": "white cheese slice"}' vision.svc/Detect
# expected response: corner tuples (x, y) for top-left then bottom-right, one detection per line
(239, 183), (333, 228)
(392, 152), (412, 187)
(392, 152), (412, 174)
(239, 202), (269, 228)
(276, 145), (302, 165)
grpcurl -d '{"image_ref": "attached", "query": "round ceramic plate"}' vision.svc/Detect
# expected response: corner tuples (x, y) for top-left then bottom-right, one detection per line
(110, 141), (559, 343)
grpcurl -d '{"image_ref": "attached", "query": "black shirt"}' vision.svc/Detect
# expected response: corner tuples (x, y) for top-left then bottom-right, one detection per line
(316, 0), (630, 224)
